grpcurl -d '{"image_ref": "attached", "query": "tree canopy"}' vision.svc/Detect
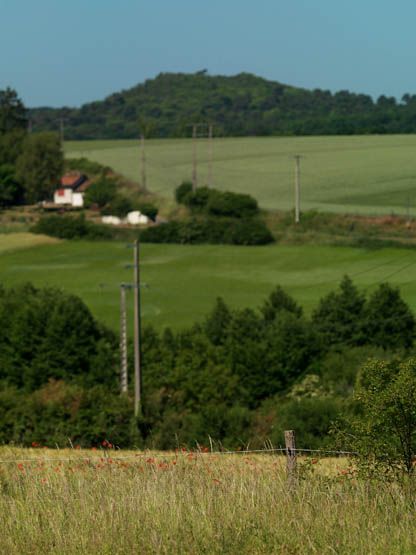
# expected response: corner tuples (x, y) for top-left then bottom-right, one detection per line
(27, 72), (416, 139)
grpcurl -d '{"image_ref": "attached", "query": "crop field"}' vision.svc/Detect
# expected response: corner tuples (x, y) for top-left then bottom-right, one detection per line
(67, 135), (416, 216)
(1, 234), (416, 331)
(0, 446), (414, 554)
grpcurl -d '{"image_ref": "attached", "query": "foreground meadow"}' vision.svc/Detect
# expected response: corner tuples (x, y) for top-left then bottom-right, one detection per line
(0, 447), (414, 554)
(67, 135), (416, 216)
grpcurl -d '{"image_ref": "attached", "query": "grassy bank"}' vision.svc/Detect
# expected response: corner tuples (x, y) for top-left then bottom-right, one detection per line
(0, 447), (413, 554)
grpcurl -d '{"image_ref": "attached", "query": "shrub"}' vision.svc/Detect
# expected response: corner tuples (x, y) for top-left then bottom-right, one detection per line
(337, 357), (416, 475)
(140, 217), (274, 246)
(207, 190), (258, 218)
(182, 187), (213, 212)
(137, 202), (158, 221)
(84, 176), (117, 208)
(175, 181), (193, 204)
(104, 194), (133, 218)
(32, 214), (113, 240)
(65, 157), (110, 175)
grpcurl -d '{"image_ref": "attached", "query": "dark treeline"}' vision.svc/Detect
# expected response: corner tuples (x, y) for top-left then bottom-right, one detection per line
(29, 71), (416, 139)
(0, 88), (63, 206)
(0, 277), (414, 449)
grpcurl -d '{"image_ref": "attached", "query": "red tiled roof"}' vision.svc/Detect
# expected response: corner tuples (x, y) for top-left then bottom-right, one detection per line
(60, 172), (87, 189)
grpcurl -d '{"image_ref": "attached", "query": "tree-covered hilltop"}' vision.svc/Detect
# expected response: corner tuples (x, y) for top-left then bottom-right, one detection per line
(29, 71), (416, 139)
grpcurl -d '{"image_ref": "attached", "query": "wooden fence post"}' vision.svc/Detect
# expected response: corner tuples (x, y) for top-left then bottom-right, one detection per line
(284, 430), (297, 487)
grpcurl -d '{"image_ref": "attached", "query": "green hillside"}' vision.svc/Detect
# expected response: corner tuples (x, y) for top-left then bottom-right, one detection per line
(29, 71), (416, 139)
(66, 135), (416, 215)
(1, 236), (416, 332)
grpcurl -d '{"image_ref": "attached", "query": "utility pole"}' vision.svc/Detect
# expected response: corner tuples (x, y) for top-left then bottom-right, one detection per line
(119, 283), (128, 394)
(192, 124), (197, 190)
(208, 124), (213, 187)
(140, 134), (147, 190)
(294, 155), (301, 224)
(27, 118), (32, 134)
(133, 240), (142, 417)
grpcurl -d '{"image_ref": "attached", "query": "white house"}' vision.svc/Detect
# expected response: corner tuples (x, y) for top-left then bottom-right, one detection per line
(54, 173), (91, 207)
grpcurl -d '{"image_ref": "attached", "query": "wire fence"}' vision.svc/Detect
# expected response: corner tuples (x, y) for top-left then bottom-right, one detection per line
(0, 446), (357, 465)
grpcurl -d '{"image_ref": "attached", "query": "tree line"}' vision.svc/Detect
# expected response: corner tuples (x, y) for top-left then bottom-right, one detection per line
(28, 71), (416, 139)
(0, 88), (63, 206)
(0, 277), (414, 450)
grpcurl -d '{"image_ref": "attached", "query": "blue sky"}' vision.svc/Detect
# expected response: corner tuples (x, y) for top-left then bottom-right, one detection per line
(1, 0), (416, 107)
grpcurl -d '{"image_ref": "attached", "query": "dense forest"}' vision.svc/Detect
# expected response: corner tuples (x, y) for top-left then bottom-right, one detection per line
(30, 71), (416, 139)
(0, 277), (414, 450)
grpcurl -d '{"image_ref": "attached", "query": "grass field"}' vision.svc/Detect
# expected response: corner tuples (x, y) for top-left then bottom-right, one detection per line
(67, 135), (416, 215)
(1, 234), (416, 331)
(0, 446), (413, 554)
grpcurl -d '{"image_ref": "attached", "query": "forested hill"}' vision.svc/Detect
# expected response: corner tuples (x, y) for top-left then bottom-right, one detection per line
(29, 71), (416, 139)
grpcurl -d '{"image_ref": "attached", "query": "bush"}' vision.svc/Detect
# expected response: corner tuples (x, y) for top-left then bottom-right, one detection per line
(0, 381), (141, 448)
(65, 157), (110, 175)
(337, 357), (416, 475)
(252, 396), (343, 450)
(137, 202), (158, 221)
(32, 214), (113, 240)
(175, 181), (193, 204)
(140, 217), (274, 246)
(207, 190), (258, 218)
(84, 176), (117, 208)
(104, 194), (133, 218)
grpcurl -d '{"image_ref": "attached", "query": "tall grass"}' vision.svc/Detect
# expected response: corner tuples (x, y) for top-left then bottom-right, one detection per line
(0, 447), (415, 554)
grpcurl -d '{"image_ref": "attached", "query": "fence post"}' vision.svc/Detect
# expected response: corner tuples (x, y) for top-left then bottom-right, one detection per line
(284, 430), (297, 487)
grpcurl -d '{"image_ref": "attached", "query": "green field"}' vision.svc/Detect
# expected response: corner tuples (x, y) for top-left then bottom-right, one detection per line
(1, 234), (416, 331)
(67, 135), (416, 215)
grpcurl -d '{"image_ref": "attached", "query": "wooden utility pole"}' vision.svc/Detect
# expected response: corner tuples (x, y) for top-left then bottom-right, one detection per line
(140, 134), (147, 190)
(133, 240), (142, 417)
(192, 124), (197, 190)
(27, 118), (32, 134)
(208, 124), (213, 187)
(119, 284), (128, 394)
(284, 430), (297, 488)
(294, 155), (301, 224)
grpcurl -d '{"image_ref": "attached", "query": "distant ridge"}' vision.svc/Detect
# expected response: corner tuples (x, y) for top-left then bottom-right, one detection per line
(29, 71), (416, 140)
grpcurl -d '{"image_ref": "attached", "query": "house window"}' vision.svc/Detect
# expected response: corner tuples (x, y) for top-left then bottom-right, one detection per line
(57, 189), (65, 197)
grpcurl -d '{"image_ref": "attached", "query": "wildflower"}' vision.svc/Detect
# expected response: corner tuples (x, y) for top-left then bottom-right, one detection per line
(311, 458), (318, 465)
(17, 463), (24, 471)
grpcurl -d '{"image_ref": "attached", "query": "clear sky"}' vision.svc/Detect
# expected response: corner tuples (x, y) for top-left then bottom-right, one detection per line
(1, 0), (416, 107)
